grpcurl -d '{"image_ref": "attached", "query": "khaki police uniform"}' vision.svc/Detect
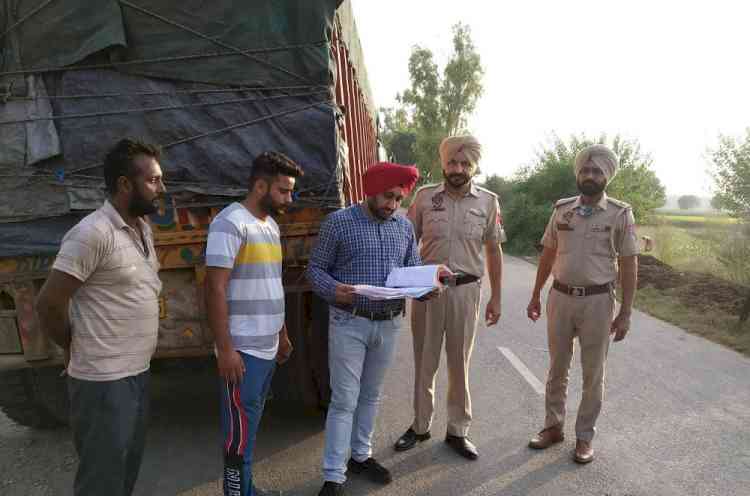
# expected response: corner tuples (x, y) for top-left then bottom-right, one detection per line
(407, 182), (504, 437)
(540, 193), (639, 442)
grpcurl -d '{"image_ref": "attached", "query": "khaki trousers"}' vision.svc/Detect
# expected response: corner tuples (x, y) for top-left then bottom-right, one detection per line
(411, 282), (481, 437)
(544, 287), (615, 442)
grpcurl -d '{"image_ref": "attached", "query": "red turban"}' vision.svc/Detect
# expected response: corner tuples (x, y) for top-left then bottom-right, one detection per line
(363, 162), (419, 197)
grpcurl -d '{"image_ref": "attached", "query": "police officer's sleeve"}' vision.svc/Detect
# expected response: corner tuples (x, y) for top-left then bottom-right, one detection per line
(484, 197), (505, 243)
(407, 193), (422, 242)
(540, 210), (558, 249)
(616, 208), (640, 257)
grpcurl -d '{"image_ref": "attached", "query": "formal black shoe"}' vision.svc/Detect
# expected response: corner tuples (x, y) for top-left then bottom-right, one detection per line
(318, 481), (344, 496)
(445, 434), (479, 460)
(394, 427), (432, 451)
(347, 457), (392, 484)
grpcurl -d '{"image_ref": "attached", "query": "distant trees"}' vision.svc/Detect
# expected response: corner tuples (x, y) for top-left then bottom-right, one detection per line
(677, 195), (701, 210)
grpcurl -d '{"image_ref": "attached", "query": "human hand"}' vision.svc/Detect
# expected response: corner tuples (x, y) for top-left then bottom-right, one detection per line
(485, 297), (501, 326)
(527, 297), (542, 322)
(335, 284), (356, 305)
(217, 348), (246, 384)
(276, 333), (293, 364)
(610, 312), (631, 342)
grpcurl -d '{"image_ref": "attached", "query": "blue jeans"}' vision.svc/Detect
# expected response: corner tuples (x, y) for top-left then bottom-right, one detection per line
(220, 352), (276, 496)
(322, 307), (402, 483)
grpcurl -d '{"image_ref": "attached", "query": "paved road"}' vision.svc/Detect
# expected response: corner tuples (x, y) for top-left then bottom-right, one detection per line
(2, 256), (749, 495)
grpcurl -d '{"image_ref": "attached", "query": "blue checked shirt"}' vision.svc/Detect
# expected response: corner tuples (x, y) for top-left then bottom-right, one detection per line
(306, 204), (422, 314)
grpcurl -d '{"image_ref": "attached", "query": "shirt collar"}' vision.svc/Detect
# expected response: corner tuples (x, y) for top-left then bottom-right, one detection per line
(573, 193), (608, 211)
(438, 180), (480, 198)
(102, 199), (149, 232)
(357, 202), (397, 223)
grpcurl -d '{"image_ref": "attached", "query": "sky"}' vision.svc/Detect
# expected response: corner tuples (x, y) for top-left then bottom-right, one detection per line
(351, 0), (750, 197)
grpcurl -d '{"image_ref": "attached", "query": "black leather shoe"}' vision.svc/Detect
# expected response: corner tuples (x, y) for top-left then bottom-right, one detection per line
(318, 481), (344, 496)
(347, 457), (392, 484)
(394, 427), (431, 451)
(445, 434), (479, 460)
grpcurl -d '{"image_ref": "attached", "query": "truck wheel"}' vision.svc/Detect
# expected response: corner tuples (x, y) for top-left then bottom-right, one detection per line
(0, 367), (69, 428)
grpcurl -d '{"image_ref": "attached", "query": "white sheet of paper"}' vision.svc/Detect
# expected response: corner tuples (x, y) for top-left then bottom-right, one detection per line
(385, 265), (442, 288)
(353, 285), (434, 300)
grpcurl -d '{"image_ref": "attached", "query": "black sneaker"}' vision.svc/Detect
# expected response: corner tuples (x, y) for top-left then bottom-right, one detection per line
(347, 457), (392, 484)
(318, 481), (344, 496)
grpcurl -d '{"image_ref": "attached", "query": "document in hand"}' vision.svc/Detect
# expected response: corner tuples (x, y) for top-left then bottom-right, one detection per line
(354, 265), (444, 301)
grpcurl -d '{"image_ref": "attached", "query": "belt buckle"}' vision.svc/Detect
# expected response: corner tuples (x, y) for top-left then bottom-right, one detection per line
(570, 286), (586, 297)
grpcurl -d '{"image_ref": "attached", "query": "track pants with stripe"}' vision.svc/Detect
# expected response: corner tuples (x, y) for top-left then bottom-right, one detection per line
(220, 353), (276, 496)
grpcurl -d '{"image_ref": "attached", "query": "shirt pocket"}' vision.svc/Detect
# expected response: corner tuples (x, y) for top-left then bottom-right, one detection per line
(423, 210), (450, 238)
(587, 226), (615, 257)
(463, 209), (486, 240)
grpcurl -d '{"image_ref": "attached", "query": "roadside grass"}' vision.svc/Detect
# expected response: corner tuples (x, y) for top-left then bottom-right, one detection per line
(633, 286), (750, 356)
(635, 213), (749, 356)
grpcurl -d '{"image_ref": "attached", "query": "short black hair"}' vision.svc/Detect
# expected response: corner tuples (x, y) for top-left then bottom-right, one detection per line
(103, 138), (161, 195)
(248, 151), (304, 189)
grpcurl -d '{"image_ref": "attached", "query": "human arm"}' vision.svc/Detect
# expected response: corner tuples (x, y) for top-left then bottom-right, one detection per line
(36, 270), (83, 365)
(611, 255), (637, 341)
(306, 214), (355, 305)
(484, 240), (503, 325)
(204, 217), (246, 383)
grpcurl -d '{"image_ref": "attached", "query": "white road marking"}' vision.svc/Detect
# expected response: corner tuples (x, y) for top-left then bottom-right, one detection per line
(498, 346), (545, 395)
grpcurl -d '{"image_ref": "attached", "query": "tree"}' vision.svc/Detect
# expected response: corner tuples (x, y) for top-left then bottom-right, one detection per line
(380, 23), (484, 181)
(677, 195), (701, 209)
(709, 131), (750, 323)
(710, 130), (750, 220)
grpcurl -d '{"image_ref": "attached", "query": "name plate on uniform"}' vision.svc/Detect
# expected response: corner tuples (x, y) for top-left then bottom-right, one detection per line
(556, 223), (574, 231)
(590, 225), (611, 232)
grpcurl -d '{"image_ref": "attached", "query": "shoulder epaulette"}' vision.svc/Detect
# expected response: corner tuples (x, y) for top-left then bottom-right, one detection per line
(606, 197), (631, 209)
(474, 185), (499, 199)
(554, 196), (578, 208)
(414, 183), (441, 196)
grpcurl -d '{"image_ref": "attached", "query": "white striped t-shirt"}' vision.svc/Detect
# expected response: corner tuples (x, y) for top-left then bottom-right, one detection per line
(205, 203), (284, 360)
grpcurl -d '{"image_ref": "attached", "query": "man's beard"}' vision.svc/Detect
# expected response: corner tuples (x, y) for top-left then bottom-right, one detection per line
(260, 192), (286, 216)
(443, 170), (471, 188)
(367, 197), (394, 220)
(128, 189), (159, 217)
(577, 179), (606, 197)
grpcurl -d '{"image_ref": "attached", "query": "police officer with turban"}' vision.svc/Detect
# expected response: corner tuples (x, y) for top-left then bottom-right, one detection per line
(526, 144), (639, 464)
(395, 135), (506, 460)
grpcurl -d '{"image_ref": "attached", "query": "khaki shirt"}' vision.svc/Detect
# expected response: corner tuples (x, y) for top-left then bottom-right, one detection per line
(408, 182), (504, 278)
(52, 200), (162, 381)
(541, 193), (639, 286)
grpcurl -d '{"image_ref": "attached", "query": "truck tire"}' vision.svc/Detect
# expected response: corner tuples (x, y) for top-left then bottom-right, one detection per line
(0, 367), (69, 428)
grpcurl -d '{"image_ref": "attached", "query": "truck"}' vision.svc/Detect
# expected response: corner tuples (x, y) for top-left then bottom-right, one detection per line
(0, 0), (379, 428)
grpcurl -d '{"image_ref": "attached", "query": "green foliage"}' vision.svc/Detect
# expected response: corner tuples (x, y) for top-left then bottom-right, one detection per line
(709, 130), (750, 220)
(677, 195), (701, 209)
(380, 23), (484, 181)
(481, 134), (666, 254)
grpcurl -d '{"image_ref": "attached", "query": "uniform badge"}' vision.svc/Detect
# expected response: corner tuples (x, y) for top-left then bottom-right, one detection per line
(563, 210), (574, 221)
(590, 224), (612, 233)
(431, 192), (445, 211)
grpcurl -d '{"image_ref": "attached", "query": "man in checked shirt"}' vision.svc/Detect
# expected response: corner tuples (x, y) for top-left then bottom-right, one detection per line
(307, 162), (444, 496)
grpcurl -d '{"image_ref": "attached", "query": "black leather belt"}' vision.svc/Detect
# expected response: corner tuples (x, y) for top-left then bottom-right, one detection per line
(334, 305), (405, 321)
(441, 273), (480, 287)
(553, 280), (613, 297)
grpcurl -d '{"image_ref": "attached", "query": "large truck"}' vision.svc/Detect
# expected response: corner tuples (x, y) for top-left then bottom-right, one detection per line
(0, 0), (379, 428)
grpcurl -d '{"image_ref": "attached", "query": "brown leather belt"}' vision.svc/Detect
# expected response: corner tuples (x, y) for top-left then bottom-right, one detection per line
(552, 280), (613, 297)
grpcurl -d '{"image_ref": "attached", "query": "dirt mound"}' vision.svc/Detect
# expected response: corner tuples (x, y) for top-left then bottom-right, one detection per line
(637, 254), (748, 316)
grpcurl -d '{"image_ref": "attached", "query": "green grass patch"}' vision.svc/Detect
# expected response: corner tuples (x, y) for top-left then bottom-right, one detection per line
(634, 286), (750, 356)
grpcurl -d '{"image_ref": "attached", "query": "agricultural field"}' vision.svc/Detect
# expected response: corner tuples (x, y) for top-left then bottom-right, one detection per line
(635, 212), (750, 355)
